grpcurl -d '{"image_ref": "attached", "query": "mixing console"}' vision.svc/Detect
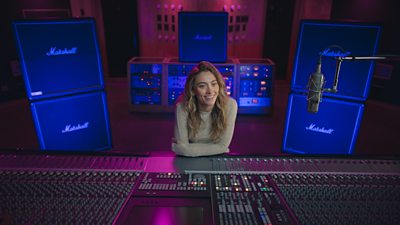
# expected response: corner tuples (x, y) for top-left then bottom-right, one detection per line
(0, 153), (147, 171)
(203, 157), (400, 174)
(0, 170), (140, 225)
(134, 172), (209, 197)
(0, 152), (399, 225)
(271, 173), (400, 225)
(212, 174), (297, 225)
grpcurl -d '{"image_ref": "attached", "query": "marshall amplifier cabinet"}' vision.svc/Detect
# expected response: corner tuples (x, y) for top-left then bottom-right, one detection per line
(30, 91), (112, 151)
(291, 20), (381, 102)
(282, 93), (364, 154)
(179, 12), (228, 63)
(12, 18), (105, 100)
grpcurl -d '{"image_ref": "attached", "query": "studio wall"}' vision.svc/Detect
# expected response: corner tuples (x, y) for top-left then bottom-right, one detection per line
(136, 0), (267, 59)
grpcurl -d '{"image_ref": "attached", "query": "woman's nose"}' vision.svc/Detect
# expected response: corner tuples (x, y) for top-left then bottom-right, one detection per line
(205, 84), (212, 92)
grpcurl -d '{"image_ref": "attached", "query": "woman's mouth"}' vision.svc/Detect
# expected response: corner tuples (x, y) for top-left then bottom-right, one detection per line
(204, 95), (215, 101)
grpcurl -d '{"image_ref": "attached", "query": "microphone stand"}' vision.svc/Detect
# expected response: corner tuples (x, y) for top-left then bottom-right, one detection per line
(324, 56), (387, 93)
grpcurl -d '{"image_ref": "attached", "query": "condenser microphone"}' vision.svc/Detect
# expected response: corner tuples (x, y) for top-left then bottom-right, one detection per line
(307, 60), (325, 113)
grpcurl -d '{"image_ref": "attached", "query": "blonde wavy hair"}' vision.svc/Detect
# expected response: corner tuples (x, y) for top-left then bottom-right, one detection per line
(181, 61), (229, 142)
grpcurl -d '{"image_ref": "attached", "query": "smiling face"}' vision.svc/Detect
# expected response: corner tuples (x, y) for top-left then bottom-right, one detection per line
(193, 71), (220, 112)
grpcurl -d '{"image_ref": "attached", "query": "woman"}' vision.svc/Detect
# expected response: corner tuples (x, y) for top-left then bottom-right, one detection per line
(172, 61), (238, 157)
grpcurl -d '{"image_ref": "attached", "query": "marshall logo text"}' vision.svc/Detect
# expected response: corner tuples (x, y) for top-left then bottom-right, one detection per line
(46, 47), (78, 56)
(305, 123), (334, 134)
(62, 122), (89, 133)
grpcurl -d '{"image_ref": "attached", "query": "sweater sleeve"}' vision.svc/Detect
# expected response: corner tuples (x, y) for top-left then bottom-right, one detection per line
(172, 98), (238, 157)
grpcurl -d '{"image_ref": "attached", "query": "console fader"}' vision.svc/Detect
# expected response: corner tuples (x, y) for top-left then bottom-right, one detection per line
(135, 172), (209, 197)
(0, 170), (141, 225)
(212, 174), (297, 225)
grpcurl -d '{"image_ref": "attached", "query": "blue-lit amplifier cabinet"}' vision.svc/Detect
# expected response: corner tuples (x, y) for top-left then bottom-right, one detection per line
(128, 57), (167, 112)
(12, 19), (105, 101)
(282, 93), (364, 154)
(13, 18), (112, 151)
(237, 58), (275, 114)
(30, 91), (112, 151)
(166, 58), (236, 110)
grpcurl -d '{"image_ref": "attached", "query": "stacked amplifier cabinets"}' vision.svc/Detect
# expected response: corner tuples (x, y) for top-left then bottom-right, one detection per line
(128, 57), (274, 115)
(13, 18), (112, 151)
(282, 20), (382, 155)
